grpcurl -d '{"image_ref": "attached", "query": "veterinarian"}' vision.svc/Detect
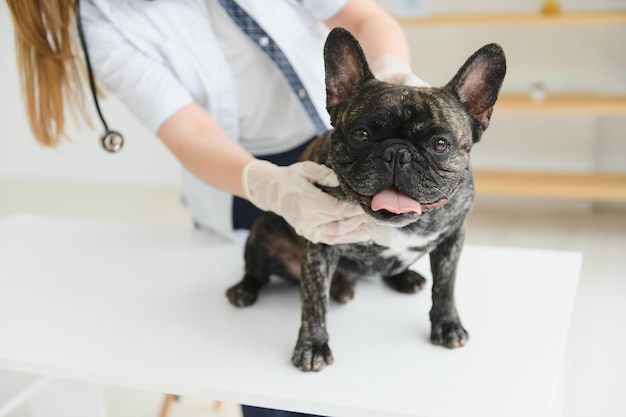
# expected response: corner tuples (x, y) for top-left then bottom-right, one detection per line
(7, 0), (425, 416)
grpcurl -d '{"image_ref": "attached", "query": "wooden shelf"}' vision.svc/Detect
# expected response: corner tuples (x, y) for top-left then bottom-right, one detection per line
(397, 11), (626, 27)
(400, 9), (626, 203)
(496, 94), (626, 115)
(474, 170), (626, 201)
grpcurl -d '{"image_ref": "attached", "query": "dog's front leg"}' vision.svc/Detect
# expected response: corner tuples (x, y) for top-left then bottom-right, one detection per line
(429, 226), (469, 348)
(292, 242), (338, 372)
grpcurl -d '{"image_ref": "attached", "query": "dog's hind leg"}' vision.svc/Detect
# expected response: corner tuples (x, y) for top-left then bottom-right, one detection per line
(226, 213), (302, 307)
(330, 272), (356, 303)
(383, 270), (427, 294)
(226, 274), (267, 307)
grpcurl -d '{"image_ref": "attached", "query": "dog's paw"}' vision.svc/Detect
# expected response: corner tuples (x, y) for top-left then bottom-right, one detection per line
(225, 278), (261, 307)
(330, 272), (356, 304)
(430, 320), (469, 348)
(383, 270), (426, 294)
(292, 341), (334, 372)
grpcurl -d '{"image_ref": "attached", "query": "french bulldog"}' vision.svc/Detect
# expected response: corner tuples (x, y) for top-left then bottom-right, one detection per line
(226, 27), (506, 372)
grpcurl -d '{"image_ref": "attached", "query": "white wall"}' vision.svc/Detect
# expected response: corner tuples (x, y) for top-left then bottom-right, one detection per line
(1, 0), (625, 188)
(0, 2), (181, 186)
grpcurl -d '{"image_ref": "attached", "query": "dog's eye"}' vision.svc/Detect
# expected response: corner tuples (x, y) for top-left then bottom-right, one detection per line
(352, 129), (369, 143)
(427, 137), (450, 154)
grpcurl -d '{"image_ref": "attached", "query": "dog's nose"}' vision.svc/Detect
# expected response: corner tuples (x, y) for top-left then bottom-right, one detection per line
(382, 144), (412, 166)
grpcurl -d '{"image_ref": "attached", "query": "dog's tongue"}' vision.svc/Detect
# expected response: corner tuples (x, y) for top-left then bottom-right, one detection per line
(371, 188), (422, 215)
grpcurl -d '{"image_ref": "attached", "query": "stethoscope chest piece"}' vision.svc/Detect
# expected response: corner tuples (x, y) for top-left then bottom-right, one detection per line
(101, 131), (124, 153)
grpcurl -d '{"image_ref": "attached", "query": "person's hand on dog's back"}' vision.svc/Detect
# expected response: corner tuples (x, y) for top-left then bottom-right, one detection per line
(372, 54), (430, 87)
(242, 160), (373, 244)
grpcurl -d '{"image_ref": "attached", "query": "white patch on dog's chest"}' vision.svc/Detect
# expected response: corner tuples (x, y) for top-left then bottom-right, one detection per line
(366, 223), (443, 266)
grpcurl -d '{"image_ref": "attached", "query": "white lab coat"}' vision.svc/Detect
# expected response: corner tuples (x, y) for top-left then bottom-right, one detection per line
(80, 0), (345, 240)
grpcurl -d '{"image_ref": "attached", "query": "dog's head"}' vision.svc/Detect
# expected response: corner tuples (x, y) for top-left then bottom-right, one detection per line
(324, 28), (506, 227)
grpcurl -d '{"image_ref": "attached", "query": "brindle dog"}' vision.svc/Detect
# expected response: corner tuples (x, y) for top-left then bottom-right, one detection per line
(226, 28), (506, 372)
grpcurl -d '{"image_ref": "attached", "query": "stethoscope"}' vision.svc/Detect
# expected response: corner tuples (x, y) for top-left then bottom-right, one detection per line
(75, 0), (124, 153)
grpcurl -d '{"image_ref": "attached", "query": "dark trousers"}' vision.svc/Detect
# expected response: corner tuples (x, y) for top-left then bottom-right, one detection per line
(235, 138), (328, 417)
(242, 405), (326, 417)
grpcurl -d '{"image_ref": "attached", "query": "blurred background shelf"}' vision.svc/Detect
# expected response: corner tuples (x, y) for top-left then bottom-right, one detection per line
(397, 11), (626, 27)
(496, 94), (626, 114)
(395, 5), (626, 201)
(474, 171), (626, 201)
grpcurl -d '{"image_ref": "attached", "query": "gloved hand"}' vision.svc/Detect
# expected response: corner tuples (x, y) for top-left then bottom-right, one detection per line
(371, 55), (430, 87)
(242, 160), (373, 244)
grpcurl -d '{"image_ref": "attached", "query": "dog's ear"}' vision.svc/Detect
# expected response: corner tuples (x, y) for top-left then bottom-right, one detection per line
(446, 43), (506, 136)
(324, 27), (375, 110)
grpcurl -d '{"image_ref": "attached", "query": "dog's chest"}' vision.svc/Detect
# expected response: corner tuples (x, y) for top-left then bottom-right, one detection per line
(337, 226), (442, 277)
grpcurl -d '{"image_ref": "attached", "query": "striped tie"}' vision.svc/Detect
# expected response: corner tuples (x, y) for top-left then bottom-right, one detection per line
(217, 0), (328, 134)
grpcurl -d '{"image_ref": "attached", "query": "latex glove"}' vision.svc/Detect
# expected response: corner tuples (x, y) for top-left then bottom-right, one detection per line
(371, 55), (430, 87)
(242, 160), (373, 244)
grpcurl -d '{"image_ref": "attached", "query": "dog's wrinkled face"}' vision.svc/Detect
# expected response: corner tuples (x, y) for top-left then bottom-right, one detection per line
(328, 84), (473, 226)
(324, 29), (506, 227)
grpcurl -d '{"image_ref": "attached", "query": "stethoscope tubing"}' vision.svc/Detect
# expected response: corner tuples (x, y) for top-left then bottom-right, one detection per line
(75, 0), (124, 152)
